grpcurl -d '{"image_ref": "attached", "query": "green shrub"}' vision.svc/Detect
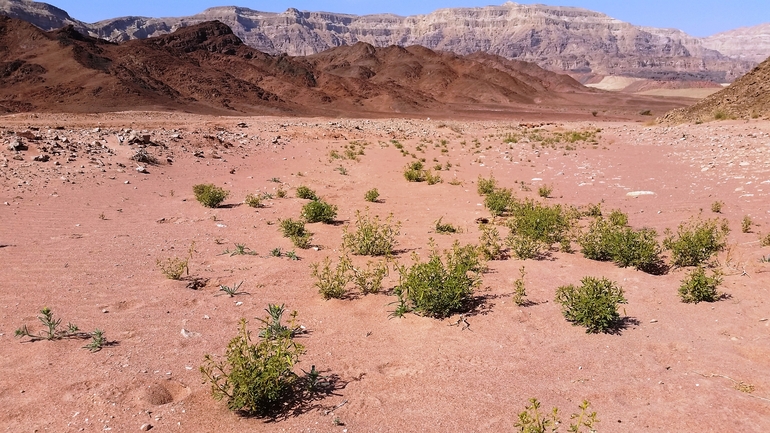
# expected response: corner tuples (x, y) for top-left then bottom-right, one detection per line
(395, 242), (483, 318)
(711, 201), (723, 213)
(311, 256), (352, 300)
(364, 188), (380, 202)
(505, 199), (573, 258)
(279, 218), (312, 249)
(404, 161), (427, 182)
(537, 184), (553, 198)
(295, 186), (318, 200)
(156, 242), (195, 280)
(352, 261), (389, 295)
(425, 170), (442, 185)
(477, 175), (497, 196)
(579, 218), (664, 274)
(434, 217), (459, 234)
(555, 276), (627, 333)
(742, 215), (753, 233)
(678, 267), (723, 303)
(342, 210), (401, 256)
(477, 224), (504, 260)
(193, 184), (229, 208)
(607, 209), (628, 227)
(664, 218), (729, 267)
(301, 200), (338, 223)
(584, 202), (602, 217)
(200, 308), (304, 417)
(484, 188), (514, 216)
(512, 266), (527, 306)
(514, 398), (598, 433)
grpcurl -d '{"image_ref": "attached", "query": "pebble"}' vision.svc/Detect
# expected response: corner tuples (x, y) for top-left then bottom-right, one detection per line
(124, 180), (130, 184)
(139, 423), (152, 431)
(650, 319), (658, 323)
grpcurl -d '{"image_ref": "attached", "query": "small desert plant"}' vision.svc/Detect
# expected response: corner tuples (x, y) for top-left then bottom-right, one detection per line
(193, 184), (229, 208)
(425, 170), (442, 185)
(555, 276), (627, 333)
(83, 329), (106, 352)
(761, 233), (770, 247)
(484, 188), (514, 216)
(742, 215), (753, 233)
(270, 247), (283, 257)
(295, 186), (318, 200)
(584, 202), (602, 217)
(711, 201), (723, 213)
(403, 161), (427, 182)
(200, 310), (305, 416)
(514, 398), (599, 433)
(579, 218), (664, 274)
(285, 250), (299, 261)
(434, 217), (459, 234)
(352, 261), (389, 295)
(537, 184), (553, 198)
(276, 188), (287, 198)
(157, 242), (195, 280)
(15, 307), (83, 341)
(335, 166), (348, 175)
(342, 210), (401, 256)
(364, 188), (380, 203)
(311, 256), (353, 299)
(221, 243), (257, 256)
(220, 281), (246, 297)
(245, 193), (263, 208)
(664, 218), (729, 267)
(678, 267), (723, 303)
(395, 241), (483, 318)
(477, 174), (497, 196)
(505, 199), (573, 259)
(512, 266), (527, 306)
(607, 209), (628, 227)
(477, 224), (504, 260)
(301, 200), (337, 224)
(714, 109), (728, 120)
(279, 218), (312, 249)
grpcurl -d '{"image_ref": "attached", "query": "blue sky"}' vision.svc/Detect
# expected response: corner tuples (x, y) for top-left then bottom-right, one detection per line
(51, 0), (767, 37)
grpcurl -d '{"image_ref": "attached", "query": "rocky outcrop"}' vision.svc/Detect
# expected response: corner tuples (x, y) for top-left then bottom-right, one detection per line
(702, 23), (770, 63)
(0, 0), (761, 82)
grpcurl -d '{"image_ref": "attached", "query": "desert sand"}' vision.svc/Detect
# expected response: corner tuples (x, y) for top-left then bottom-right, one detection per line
(1, 110), (769, 432)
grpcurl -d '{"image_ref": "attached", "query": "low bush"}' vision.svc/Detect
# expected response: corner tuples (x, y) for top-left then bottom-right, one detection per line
(279, 219), (312, 249)
(477, 174), (497, 196)
(742, 215), (753, 233)
(484, 188), (514, 216)
(244, 193), (263, 208)
(663, 218), (729, 267)
(352, 261), (389, 295)
(505, 199), (573, 259)
(342, 210), (401, 256)
(311, 256), (352, 299)
(200, 306), (305, 417)
(678, 267), (723, 303)
(295, 186), (318, 200)
(434, 217), (459, 234)
(301, 200), (337, 224)
(761, 233), (770, 247)
(555, 276), (627, 334)
(157, 242), (195, 280)
(711, 201), (723, 213)
(425, 170), (442, 185)
(193, 184), (229, 208)
(579, 218), (664, 274)
(364, 188), (380, 203)
(514, 398), (598, 433)
(477, 224), (504, 260)
(512, 266), (527, 306)
(395, 242), (483, 318)
(537, 184), (553, 198)
(403, 161), (427, 182)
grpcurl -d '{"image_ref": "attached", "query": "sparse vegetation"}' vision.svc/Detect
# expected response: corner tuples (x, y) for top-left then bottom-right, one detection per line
(301, 200), (338, 224)
(296, 186), (318, 200)
(555, 276), (627, 334)
(678, 267), (723, 304)
(279, 218), (312, 249)
(761, 233), (770, 247)
(477, 223), (505, 260)
(403, 161), (427, 182)
(311, 256), (353, 300)
(514, 398), (599, 433)
(505, 199), (573, 259)
(15, 307), (104, 351)
(477, 174), (497, 196)
(664, 218), (729, 267)
(742, 215), (753, 233)
(395, 241), (483, 319)
(342, 210), (401, 256)
(220, 281), (246, 297)
(352, 261), (389, 295)
(157, 242), (195, 280)
(200, 306), (307, 417)
(537, 184), (553, 198)
(580, 215), (664, 274)
(221, 243), (257, 256)
(245, 193), (263, 208)
(711, 200), (723, 213)
(434, 217), (460, 234)
(364, 188), (380, 203)
(484, 188), (514, 216)
(193, 184), (229, 208)
(512, 266), (527, 306)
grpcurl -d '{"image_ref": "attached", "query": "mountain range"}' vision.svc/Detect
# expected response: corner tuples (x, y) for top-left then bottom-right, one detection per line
(1, 0), (767, 84)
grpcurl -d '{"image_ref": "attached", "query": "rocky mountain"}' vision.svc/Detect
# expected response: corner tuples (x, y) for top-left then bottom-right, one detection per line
(1, 15), (625, 116)
(0, 0), (762, 84)
(664, 56), (770, 122)
(702, 23), (770, 63)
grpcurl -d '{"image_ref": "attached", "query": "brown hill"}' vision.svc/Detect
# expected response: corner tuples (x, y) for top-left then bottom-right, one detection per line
(0, 16), (693, 118)
(663, 56), (770, 123)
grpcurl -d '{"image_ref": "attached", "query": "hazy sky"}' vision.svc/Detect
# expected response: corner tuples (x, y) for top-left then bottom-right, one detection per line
(51, 0), (768, 37)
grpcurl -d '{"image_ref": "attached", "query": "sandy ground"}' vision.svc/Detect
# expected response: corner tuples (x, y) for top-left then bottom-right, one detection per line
(1, 112), (769, 432)
(635, 89), (724, 99)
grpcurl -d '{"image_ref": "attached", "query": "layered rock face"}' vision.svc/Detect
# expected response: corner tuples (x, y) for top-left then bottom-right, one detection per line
(702, 23), (770, 63)
(0, 0), (762, 82)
